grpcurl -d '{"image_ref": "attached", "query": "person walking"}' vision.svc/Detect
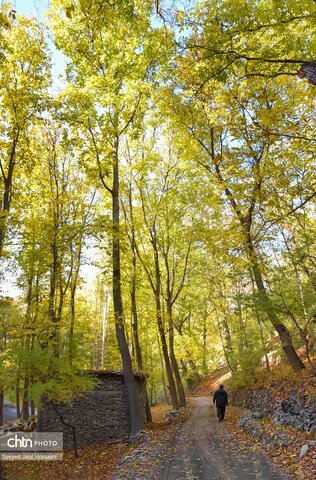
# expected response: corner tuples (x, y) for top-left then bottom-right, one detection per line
(213, 384), (228, 421)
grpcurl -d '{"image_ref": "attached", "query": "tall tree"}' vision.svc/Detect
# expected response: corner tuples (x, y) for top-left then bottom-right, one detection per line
(168, 59), (308, 369)
(49, 0), (166, 437)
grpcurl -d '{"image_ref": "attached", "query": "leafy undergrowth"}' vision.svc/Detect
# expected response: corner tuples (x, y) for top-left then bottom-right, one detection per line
(147, 402), (193, 431)
(1, 403), (193, 480)
(226, 406), (315, 480)
(251, 363), (316, 401)
(150, 402), (173, 423)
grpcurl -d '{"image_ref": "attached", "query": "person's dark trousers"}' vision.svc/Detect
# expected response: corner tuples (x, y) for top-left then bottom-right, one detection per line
(216, 405), (226, 420)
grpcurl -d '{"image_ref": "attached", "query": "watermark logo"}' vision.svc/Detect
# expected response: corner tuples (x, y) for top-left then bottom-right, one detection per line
(0, 432), (63, 461)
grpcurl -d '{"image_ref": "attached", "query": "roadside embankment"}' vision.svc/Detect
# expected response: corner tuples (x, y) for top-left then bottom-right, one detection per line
(226, 366), (316, 479)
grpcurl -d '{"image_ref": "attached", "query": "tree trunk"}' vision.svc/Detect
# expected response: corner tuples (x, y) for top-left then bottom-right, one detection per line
(202, 313), (207, 375)
(16, 384), (21, 418)
(131, 249), (143, 371)
(298, 61), (316, 85)
(301, 264), (316, 295)
(0, 132), (19, 258)
(222, 314), (236, 370)
(254, 301), (270, 372)
(151, 231), (179, 410)
(135, 172), (181, 410)
(131, 257), (152, 422)
(112, 139), (143, 439)
(145, 396), (152, 423)
(157, 334), (170, 404)
(135, 178), (179, 410)
(0, 390), (3, 426)
(150, 225), (179, 410)
(30, 399), (35, 416)
(22, 279), (33, 421)
(22, 375), (29, 421)
(155, 292), (180, 410)
(131, 253), (152, 421)
(214, 295), (237, 373)
(167, 300), (186, 407)
(127, 179), (152, 421)
(215, 307), (236, 373)
(249, 243), (305, 370)
(48, 238), (60, 357)
(68, 230), (84, 365)
(101, 288), (110, 368)
(211, 132), (304, 371)
(68, 285), (76, 365)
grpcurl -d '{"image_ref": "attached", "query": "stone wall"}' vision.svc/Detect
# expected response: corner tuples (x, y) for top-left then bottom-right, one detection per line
(229, 387), (275, 416)
(37, 371), (146, 448)
(231, 386), (316, 434)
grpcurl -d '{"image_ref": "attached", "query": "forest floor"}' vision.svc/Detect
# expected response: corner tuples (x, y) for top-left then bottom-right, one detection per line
(1, 365), (315, 479)
(0, 403), (192, 480)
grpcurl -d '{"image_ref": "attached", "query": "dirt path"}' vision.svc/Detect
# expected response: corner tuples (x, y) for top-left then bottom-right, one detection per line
(112, 396), (292, 480)
(161, 396), (292, 480)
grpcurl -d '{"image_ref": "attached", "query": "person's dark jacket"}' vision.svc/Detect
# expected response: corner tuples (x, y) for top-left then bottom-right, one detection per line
(213, 388), (228, 407)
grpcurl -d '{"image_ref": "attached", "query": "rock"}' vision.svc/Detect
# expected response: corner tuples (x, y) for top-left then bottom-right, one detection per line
(238, 418), (247, 428)
(271, 431), (291, 447)
(243, 419), (261, 436)
(262, 435), (275, 445)
(164, 410), (180, 422)
(251, 411), (264, 420)
(16, 425), (26, 432)
(278, 432), (291, 446)
(250, 426), (260, 437)
(273, 394), (316, 432)
(231, 385), (316, 433)
(281, 398), (296, 415)
(299, 444), (309, 458)
(8, 426), (18, 432)
(229, 387), (274, 415)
